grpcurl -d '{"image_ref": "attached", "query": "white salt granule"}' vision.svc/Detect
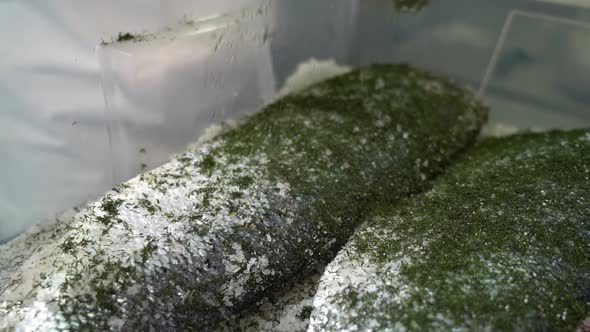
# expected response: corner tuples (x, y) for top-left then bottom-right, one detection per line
(481, 122), (521, 138)
(277, 58), (351, 98)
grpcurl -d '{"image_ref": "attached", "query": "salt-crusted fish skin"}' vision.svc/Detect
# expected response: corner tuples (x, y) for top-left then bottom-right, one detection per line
(0, 64), (486, 331)
(310, 130), (590, 331)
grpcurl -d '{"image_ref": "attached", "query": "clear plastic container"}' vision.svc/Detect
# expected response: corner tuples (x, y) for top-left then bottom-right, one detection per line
(3, 0), (590, 243)
(96, 0), (360, 185)
(353, 0), (590, 129)
(97, 1), (277, 185)
(99, 0), (590, 186)
(479, 0), (590, 129)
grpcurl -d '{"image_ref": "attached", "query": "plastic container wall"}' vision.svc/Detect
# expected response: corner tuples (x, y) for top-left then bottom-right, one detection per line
(3, 0), (590, 243)
(97, 2), (276, 185)
(479, 1), (590, 128)
(0, 0), (358, 243)
(97, 0), (359, 185)
(353, 0), (590, 129)
(0, 1), (174, 243)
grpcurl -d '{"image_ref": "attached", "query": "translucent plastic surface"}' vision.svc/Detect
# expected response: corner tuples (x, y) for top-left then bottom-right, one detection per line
(97, 2), (276, 184)
(480, 1), (590, 128)
(97, 0), (359, 185)
(0, 1), (173, 243)
(352, 0), (590, 129)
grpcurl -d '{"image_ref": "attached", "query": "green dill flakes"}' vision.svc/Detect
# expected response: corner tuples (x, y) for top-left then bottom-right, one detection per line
(310, 130), (590, 331)
(0, 64), (486, 331)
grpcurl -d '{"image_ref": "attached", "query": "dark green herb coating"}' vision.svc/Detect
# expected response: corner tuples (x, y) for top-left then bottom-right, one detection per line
(0, 64), (486, 331)
(310, 130), (590, 331)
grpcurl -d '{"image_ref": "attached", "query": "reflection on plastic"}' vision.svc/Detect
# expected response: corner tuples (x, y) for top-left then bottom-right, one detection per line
(97, 0), (360, 187)
(480, 4), (590, 129)
(97, 2), (276, 186)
